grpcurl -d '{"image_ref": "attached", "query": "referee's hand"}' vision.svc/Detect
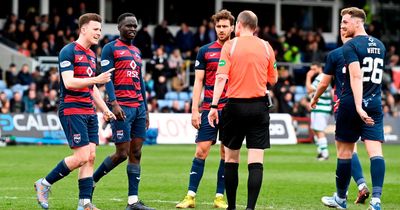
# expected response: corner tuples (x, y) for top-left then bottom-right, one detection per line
(208, 108), (219, 128)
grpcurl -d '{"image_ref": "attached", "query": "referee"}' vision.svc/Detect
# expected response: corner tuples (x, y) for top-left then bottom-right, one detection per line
(208, 10), (278, 210)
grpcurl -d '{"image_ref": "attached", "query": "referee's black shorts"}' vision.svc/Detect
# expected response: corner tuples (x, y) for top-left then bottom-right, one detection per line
(221, 97), (270, 150)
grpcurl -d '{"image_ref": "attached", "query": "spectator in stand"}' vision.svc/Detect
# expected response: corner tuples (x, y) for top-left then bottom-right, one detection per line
(273, 67), (296, 108)
(286, 27), (303, 51)
(283, 45), (301, 63)
(304, 41), (325, 63)
(193, 25), (210, 53)
(150, 47), (169, 99)
(183, 101), (191, 113)
(48, 15), (64, 34)
(171, 100), (182, 113)
(16, 22), (28, 45)
(0, 99), (10, 114)
(153, 20), (175, 53)
(24, 89), (40, 113)
(4, 23), (17, 42)
(294, 97), (310, 117)
(47, 34), (57, 55)
(31, 30), (41, 46)
(39, 21), (49, 40)
(176, 22), (195, 59)
(134, 24), (153, 59)
(44, 68), (60, 91)
(18, 40), (31, 57)
(17, 64), (33, 86)
(64, 7), (78, 31)
(42, 89), (58, 113)
(206, 21), (216, 42)
(144, 72), (154, 96)
(0, 92), (8, 104)
(30, 42), (39, 57)
(279, 91), (294, 114)
(168, 48), (187, 92)
(5, 63), (18, 88)
(37, 41), (52, 56)
(2, 13), (18, 33)
(10, 91), (25, 113)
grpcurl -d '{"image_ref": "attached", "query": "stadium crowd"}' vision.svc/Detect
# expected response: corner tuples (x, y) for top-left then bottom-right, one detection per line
(0, 5), (399, 117)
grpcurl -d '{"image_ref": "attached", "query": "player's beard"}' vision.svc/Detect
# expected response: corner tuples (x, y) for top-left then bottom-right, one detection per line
(218, 33), (229, 42)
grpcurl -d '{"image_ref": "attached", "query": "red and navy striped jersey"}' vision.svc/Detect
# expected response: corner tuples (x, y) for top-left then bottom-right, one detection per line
(195, 41), (228, 110)
(101, 39), (145, 108)
(58, 42), (97, 116)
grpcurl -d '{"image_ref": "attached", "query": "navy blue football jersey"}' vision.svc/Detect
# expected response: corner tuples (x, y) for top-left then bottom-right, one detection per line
(341, 35), (386, 109)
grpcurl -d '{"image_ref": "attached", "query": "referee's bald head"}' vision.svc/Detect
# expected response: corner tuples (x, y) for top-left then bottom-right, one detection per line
(237, 10), (257, 30)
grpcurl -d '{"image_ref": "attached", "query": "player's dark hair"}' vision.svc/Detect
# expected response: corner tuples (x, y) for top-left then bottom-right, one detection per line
(118, 13), (136, 25)
(212, 9), (235, 26)
(78, 13), (102, 29)
(237, 10), (258, 30)
(340, 7), (366, 22)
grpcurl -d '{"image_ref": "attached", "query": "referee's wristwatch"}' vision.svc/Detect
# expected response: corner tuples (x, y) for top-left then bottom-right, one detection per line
(210, 104), (218, 109)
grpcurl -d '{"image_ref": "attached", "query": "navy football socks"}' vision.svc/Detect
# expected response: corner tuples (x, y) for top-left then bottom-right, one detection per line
(336, 158), (352, 199)
(370, 156), (385, 198)
(127, 163), (141, 196)
(45, 159), (71, 184)
(188, 157), (205, 193)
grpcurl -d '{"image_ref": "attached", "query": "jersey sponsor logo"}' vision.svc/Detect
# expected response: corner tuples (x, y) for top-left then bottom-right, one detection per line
(218, 59), (226, 66)
(101, 60), (110, 66)
(130, 60), (137, 70)
(78, 56), (83, 61)
(60, 61), (71, 68)
(86, 67), (93, 77)
(210, 53), (217, 57)
(127, 70), (139, 78)
(120, 51), (126, 55)
(73, 134), (81, 144)
(195, 60), (200, 67)
(116, 130), (124, 139)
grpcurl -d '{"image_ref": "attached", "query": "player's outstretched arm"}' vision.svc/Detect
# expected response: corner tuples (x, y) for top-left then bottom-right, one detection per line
(310, 74), (333, 109)
(61, 68), (114, 89)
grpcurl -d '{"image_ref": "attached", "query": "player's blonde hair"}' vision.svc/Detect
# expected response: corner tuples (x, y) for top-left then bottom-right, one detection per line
(340, 7), (366, 22)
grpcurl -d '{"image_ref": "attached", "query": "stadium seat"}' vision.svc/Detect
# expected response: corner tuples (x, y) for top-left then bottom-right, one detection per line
(2, 89), (13, 99)
(178, 100), (185, 109)
(294, 86), (307, 102)
(0, 80), (6, 90)
(165, 91), (179, 100)
(178, 92), (190, 101)
(157, 99), (172, 109)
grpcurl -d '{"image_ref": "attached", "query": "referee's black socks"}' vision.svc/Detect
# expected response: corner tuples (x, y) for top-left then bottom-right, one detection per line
(247, 162), (263, 210)
(224, 162), (239, 210)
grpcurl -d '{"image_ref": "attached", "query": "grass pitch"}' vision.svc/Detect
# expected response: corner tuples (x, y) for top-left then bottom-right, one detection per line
(0, 144), (399, 210)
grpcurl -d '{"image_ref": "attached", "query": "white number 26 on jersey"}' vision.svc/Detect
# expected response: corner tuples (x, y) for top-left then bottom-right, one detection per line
(361, 57), (383, 84)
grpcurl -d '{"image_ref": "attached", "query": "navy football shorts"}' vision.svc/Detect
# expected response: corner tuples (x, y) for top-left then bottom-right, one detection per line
(111, 104), (147, 143)
(195, 110), (223, 144)
(59, 114), (99, 148)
